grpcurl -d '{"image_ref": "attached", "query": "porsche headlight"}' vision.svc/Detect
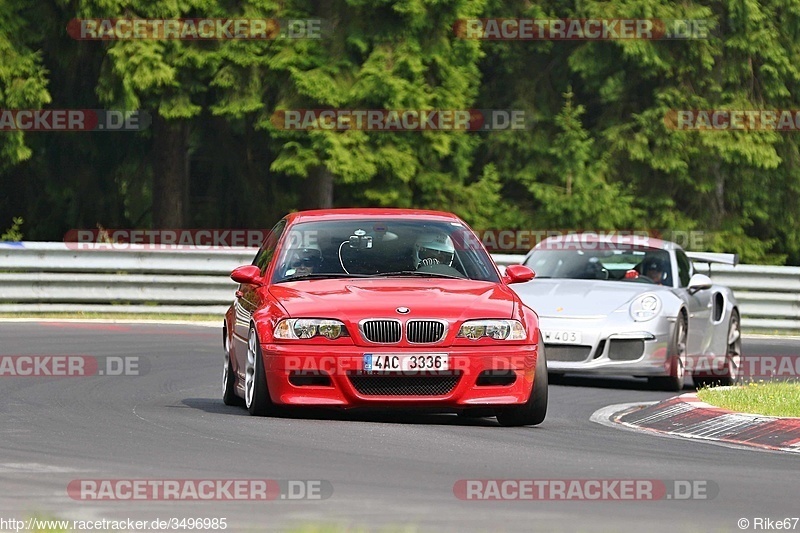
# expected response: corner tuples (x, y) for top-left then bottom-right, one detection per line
(457, 320), (526, 341)
(274, 319), (349, 340)
(630, 294), (661, 321)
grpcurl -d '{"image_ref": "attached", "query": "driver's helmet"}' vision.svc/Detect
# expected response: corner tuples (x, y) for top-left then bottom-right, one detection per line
(284, 244), (323, 276)
(414, 232), (455, 267)
(643, 255), (668, 283)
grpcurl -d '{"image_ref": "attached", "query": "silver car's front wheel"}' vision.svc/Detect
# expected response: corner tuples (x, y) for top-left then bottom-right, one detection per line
(649, 313), (687, 392)
(719, 310), (742, 386)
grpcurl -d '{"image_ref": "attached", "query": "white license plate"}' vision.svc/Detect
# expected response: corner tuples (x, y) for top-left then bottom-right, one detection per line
(542, 330), (582, 344)
(363, 353), (449, 373)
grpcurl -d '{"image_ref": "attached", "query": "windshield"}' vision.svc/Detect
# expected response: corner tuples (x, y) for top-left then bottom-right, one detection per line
(272, 218), (500, 283)
(524, 247), (673, 285)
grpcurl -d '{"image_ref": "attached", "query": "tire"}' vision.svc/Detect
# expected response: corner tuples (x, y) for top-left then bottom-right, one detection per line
(222, 330), (243, 406)
(245, 326), (277, 416)
(696, 310), (742, 388)
(719, 310), (743, 386)
(649, 313), (687, 392)
(495, 345), (548, 427)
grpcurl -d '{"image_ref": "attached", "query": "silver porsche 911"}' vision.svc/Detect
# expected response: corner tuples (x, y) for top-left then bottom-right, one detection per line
(511, 234), (741, 391)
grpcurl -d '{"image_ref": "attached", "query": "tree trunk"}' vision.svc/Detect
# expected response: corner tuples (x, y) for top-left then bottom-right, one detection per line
(152, 116), (190, 228)
(302, 166), (334, 209)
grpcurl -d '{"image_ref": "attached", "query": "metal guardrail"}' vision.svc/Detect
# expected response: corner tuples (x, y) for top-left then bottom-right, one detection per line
(0, 243), (251, 315)
(694, 263), (800, 332)
(0, 243), (797, 332)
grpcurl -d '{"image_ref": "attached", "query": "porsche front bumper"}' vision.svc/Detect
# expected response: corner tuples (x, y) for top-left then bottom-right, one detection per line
(541, 314), (675, 377)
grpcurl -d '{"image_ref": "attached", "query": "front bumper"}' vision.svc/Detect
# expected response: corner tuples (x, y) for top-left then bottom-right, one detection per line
(260, 343), (539, 408)
(542, 315), (673, 377)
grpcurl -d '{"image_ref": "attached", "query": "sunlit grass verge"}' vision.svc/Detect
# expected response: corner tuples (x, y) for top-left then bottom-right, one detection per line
(0, 312), (219, 322)
(697, 381), (800, 417)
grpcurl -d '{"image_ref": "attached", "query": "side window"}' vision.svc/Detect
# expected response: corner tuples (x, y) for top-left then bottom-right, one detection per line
(676, 250), (692, 287)
(253, 219), (287, 275)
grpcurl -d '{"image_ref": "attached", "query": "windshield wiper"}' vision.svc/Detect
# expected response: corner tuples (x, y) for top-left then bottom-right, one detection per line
(277, 273), (373, 282)
(368, 270), (465, 279)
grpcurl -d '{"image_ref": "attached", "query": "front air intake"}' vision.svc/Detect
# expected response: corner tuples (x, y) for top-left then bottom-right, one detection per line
(406, 320), (446, 343)
(360, 320), (402, 343)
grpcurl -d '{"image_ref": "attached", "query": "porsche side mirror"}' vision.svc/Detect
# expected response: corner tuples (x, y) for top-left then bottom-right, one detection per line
(231, 265), (263, 285)
(504, 264), (535, 284)
(687, 273), (712, 293)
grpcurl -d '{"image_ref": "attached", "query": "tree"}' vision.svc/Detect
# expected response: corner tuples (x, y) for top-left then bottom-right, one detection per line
(0, 0), (51, 171)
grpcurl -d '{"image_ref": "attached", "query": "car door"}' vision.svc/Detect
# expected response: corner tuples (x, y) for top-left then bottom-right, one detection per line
(676, 249), (712, 355)
(233, 219), (286, 379)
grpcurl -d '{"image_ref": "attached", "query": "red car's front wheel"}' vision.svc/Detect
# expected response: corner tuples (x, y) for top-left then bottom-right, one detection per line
(245, 326), (278, 416)
(222, 331), (242, 406)
(495, 345), (548, 427)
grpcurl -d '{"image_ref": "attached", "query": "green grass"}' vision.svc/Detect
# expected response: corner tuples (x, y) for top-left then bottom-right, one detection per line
(697, 381), (800, 417)
(0, 312), (219, 322)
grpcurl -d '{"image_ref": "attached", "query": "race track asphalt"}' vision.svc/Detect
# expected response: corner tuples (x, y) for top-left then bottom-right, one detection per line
(0, 322), (797, 533)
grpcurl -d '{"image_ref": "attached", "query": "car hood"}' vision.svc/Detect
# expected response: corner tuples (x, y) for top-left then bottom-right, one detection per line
(511, 278), (665, 318)
(269, 278), (516, 321)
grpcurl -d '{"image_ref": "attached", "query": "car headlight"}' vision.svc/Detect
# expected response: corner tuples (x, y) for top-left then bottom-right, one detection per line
(457, 320), (526, 340)
(630, 294), (661, 321)
(274, 319), (349, 340)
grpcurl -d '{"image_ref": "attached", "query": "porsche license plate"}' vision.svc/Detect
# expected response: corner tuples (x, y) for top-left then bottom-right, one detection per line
(363, 353), (449, 373)
(542, 330), (582, 344)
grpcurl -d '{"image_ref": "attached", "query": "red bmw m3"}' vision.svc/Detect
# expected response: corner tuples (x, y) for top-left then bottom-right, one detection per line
(223, 209), (547, 426)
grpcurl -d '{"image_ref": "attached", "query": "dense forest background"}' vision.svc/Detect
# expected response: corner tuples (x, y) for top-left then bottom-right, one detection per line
(1, 0), (799, 264)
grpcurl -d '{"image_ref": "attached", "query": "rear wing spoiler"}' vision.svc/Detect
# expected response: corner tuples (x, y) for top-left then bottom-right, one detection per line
(686, 251), (739, 266)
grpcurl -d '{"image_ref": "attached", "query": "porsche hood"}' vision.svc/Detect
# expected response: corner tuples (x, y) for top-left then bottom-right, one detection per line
(512, 279), (667, 318)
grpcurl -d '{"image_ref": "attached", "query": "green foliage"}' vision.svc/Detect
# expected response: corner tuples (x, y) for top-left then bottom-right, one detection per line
(1, 0), (800, 264)
(1, 217), (24, 241)
(0, 0), (51, 169)
(527, 88), (640, 229)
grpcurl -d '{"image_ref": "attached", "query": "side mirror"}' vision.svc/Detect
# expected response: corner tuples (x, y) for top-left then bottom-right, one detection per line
(231, 265), (263, 285)
(687, 273), (712, 293)
(504, 264), (535, 284)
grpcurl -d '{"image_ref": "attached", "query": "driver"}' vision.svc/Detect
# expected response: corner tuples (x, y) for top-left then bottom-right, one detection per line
(643, 256), (668, 285)
(414, 232), (455, 268)
(283, 245), (323, 278)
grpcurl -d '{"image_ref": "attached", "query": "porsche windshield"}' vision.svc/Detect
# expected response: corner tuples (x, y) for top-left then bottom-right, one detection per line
(524, 247), (672, 284)
(272, 219), (500, 283)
